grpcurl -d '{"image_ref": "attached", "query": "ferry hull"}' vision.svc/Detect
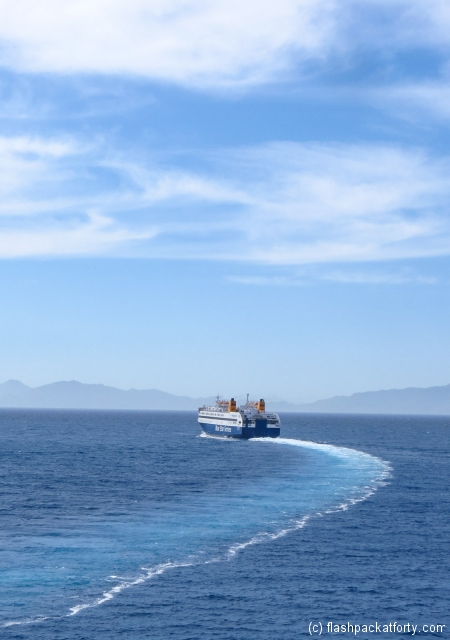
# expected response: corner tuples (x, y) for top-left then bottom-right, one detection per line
(200, 420), (280, 439)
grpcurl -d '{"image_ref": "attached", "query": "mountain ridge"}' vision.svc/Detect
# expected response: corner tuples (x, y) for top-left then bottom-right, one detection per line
(1, 379), (450, 414)
(0, 380), (216, 410)
(296, 383), (450, 415)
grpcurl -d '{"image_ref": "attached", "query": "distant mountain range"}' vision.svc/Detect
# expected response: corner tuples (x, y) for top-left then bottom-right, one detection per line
(0, 380), (215, 411)
(1, 379), (450, 415)
(297, 384), (450, 415)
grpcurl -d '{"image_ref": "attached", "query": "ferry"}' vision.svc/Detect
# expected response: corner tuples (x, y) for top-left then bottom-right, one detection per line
(198, 395), (280, 439)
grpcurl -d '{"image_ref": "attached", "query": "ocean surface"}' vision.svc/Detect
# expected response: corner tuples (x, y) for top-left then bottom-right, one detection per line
(0, 410), (448, 639)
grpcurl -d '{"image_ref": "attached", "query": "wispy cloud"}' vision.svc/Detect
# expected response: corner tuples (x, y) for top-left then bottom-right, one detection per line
(0, 135), (157, 256)
(0, 0), (336, 89)
(1, 136), (450, 263)
(227, 268), (438, 286)
(371, 82), (450, 122)
(336, 0), (450, 52)
(226, 275), (302, 287)
(189, 142), (450, 266)
(0, 212), (156, 258)
(319, 269), (438, 285)
(0, 1), (450, 90)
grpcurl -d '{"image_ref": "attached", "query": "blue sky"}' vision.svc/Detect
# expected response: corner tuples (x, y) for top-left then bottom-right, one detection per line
(1, 0), (450, 402)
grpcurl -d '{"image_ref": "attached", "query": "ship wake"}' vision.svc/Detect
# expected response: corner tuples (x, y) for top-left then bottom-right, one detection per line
(2, 437), (390, 628)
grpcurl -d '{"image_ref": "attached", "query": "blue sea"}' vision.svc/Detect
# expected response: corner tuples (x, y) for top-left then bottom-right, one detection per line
(0, 410), (448, 639)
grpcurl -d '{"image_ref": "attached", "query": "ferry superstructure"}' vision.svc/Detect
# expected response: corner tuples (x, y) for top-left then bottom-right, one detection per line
(198, 396), (280, 439)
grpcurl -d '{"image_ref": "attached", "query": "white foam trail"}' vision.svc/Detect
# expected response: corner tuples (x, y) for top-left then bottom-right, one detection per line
(252, 437), (392, 483)
(1, 563), (195, 626)
(68, 561), (193, 616)
(254, 436), (389, 462)
(227, 515), (312, 558)
(2, 616), (49, 628)
(198, 432), (238, 442)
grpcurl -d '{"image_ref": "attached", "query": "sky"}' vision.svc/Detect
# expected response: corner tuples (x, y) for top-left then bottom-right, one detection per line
(1, 0), (450, 402)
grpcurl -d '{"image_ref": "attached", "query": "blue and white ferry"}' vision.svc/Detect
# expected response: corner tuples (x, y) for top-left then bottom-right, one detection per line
(198, 396), (280, 439)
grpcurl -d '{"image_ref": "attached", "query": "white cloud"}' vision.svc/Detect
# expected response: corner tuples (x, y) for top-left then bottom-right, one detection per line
(227, 269), (438, 286)
(319, 269), (438, 285)
(0, 1), (450, 89)
(1, 136), (450, 263)
(226, 275), (300, 287)
(0, 0), (336, 88)
(199, 142), (450, 265)
(0, 136), (76, 203)
(372, 82), (450, 121)
(0, 135), (157, 255)
(0, 212), (156, 258)
(335, 1), (450, 50)
(390, 0), (450, 48)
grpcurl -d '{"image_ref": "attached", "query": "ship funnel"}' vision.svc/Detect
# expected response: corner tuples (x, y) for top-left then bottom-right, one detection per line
(257, 398), (265, 413)
(228, 398), (237, 412)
